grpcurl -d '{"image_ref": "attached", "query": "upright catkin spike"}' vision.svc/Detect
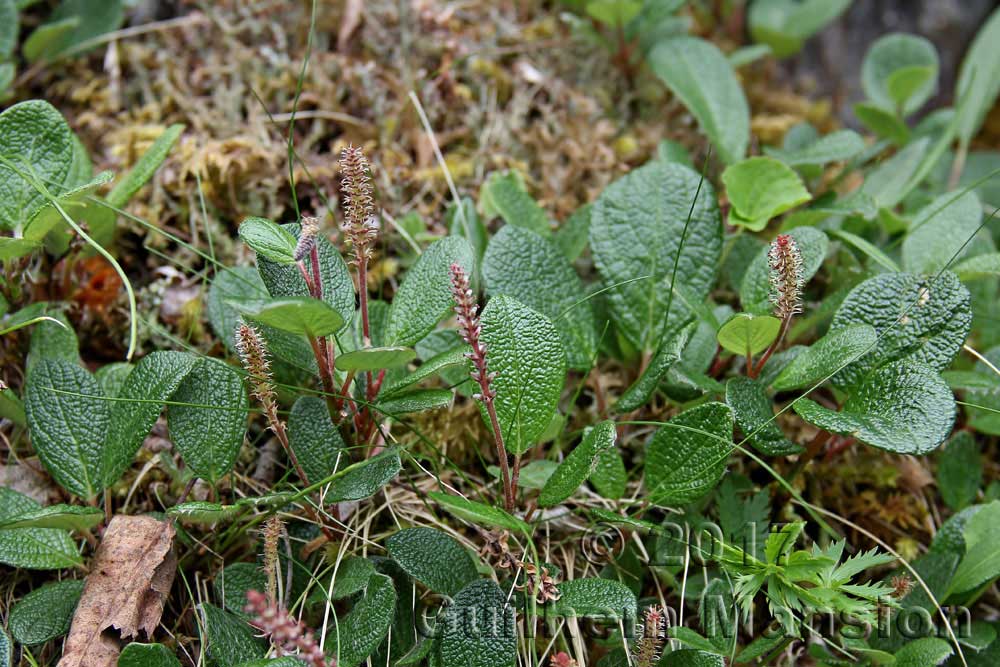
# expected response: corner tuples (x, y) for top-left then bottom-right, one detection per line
(245, 590), (328, 667)
(768, 234), (804, 320)
(235, 322), (276, 413)
(632, 605), (667, 667)
(339, 146), (378, 263)
(262, 515), (283, 605)
(293, 216), (321, 262)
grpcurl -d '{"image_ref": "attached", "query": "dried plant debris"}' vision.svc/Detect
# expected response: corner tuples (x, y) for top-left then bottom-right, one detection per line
(59, 516), (176, 667)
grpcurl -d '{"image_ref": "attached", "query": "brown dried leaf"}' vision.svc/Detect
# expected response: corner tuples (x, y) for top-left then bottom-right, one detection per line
(59, 516), (176, 667)
(338, 0), (364, 53)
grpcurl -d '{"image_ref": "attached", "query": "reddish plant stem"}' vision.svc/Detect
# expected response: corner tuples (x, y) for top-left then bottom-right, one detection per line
(749, 315), (792, 379)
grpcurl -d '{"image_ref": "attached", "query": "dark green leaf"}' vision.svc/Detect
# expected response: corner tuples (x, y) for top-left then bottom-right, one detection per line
(590, 445), (627, 500)
(288, 396), (344, 485)
(428, 492), (530, 534)
(660, 650), (725, 667)
(376, 389), (453, 415)
(118, 643), (182, 667)
(214, 562), (266, 620)
(0, 487), (81, 569)
(336, 346), (416, 372)
(440, 580), (516, 667)
(479, 170), (550, 236)
(231, 297), (345, 337)
(479, 295), (566, 455)
(105, 124), (184, 208)
(0, 504), (102, 532)
(168, 501), (242, 524)
(947, 500), (1000, 596)
(726, 377), (801, 456)
(199, 603), (265, 667)
(380, 345), (470, 398)
(645, 402), (733, 506)
(386, 527), (479, 597)
(328, 573), (397, 667)
(238, 217), (298, 264)
(937, 432), (982, 511)
(539, 421), (616, 507)
(326, 449), (401, 502)
(772, 324), (877, 392)
(550, 578), (637, 620)
(9, 579), (83, 645)
(765, 129), (865, 167)
(793, 360), (956, 455)
(615, 319), (695, 413)
(893, 637), (952, 667)
(26, 0), (123, 61)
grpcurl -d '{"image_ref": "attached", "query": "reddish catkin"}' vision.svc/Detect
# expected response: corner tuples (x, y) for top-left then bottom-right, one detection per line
(245, 590), (330, 667)
(339, 146), (378, 263)
(768, 234), (804, 321)
(632, 605), (667, 667)
(293, 216), (321, 262)
(235, 322), (276, 411)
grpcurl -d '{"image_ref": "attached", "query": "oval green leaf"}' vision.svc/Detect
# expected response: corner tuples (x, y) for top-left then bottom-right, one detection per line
(716, 313), (781, 357)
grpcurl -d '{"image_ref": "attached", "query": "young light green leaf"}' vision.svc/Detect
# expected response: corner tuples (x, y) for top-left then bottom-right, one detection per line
(199, 603), (265, 667)
(956, 7), (1000, 146)
(239, 217), (298, 264)
(25, 358), (109, 498)
(230, 297), (345, 337)
(861, 137), (929, 208)
(0, 504), (102, 532)
(207, 267), (269, 348)
(167, 501), (243, 524)
(328, 573), (397, 667)
(386, 527), (479, 597)
(862, 33), (939, 116)
(740, 226), (828, 315)
(550, 578), (637, 620)
(380, 345), (470, 398)
(336, 346), (416, 372)
(9, 579), (83, 645)
(828, 271), (971, 390)
(555, 203), (592, 262)
(748, 0), (850, 57)
(288, 395), (344, 484)
(649, 36), (748, 164)
(0, 100), (76, 231)
(0, 0), (16, 59)
(479, 295), (566, 455)
(902, 191), (982, 274)
(716, 313), (781, 357)
(257, 222), (355, 332)
(591, 160), (722, 351)
(105, 124), (184, 208)
(772, 324), (877, 392)
(428, 492), (531, 534)
(722, 157), (812, 231)
(954, 252), (1000, 281)
(794, 360), (956, 455)
(946, 500), (1000, 596)
(854, 102), (911, 145)
(22, 17), (79, 63)
(0, 237), (41, 260)
(104, 351), (197, 488)
(440, 580), (516, 667)
(539, 421), (616, 507)
(725, 377), (801, 456)
(167, 357), (249, 484)
(376, 389), (453, 415)
(764, 129), (865, 168)
(0, 487), (81, 569)
(645, 402), (733, 506)
(326, 448), (401, 502)
(384, 236), (474, 347)
(118, 643), (182, 667)
(937, 432), (982, 511)
(479, 170), (550, 236)
(482, 225), (597, 370)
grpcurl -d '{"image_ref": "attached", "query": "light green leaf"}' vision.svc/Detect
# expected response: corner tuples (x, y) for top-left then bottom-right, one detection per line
(649, 36), (748, 164)
(937, 432), (982, 511)
(105, 124), (184, 208)
(118, 643), (182, 667)
(26, 0), (123, 61)
(591, 159), (722, 351)
(25, 358), (108, 498)
(167, 358), (248, 484)
(748, 0), (850, 57)
(555, 203), (592, 261)
(28, 310), (78, 369)
(167, 501), (242, 524)
(440, 579), (515, 667)
(585, 0), (642, 25)
(893, 637), (952, 667)
(0, 100), (76, 231)
(956, 7), (1000, 146)
(231, 297), (345, 337)
(0, 487), (81, 569)
(326, 449), (401, 502)
(482, 225), (597, 370)
(257, 222), (355, 333)
(21, 17), (78, 63)
(329, 573), (397, 667)
(0, 504), (102, 532)
(336, 346), (416, 372)
(214, 562), (266, 620)
(862, 137), (929, 208)
(902, 191), (982, 274)
(726, 377), (801, 456)
(376, 388), (453, 415)
(380, 345), (470, 398)
(645, 402), (733, 506)
(9, 579), (83, 645)
(854, 102), (911, 145)
(828, 271), (971, 390)
(104, 351), (197, 488)
(954, 252), (1000, 281)
(765, 129), (865, 167)
(0, 237), (41, 260)
(386, 527), (479, 597)
(384, 236), (474, 346)
(947, 500), (1000, 596)
(199, 603), (265, 667)
(479, 295), (566, 455)
(288, 395), (344, 485)
(722, 157), (812, 231)
(862, 33), (939, 116)
(828, 228), (900, 272)
(539, 421), (616, 507)
(0, 0), (17, 59)
(550, 578), (637, 620)
(793, 360), (956, 455)
(238, 217), (298, 264)
(716, 313), (781, 357)
(660, 650), (725, 667)
(740, 225), (828, 315)
(428, 492), (530, 534)
(207, 267), (269, 350)
(479, 170), (550, 236)
(772, 324), (878, 392)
